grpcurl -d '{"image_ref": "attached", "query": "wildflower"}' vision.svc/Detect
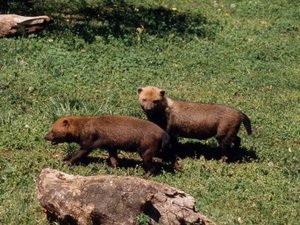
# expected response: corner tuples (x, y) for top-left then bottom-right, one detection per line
(136, 25), (144, 34)
(230, 3), (236, 9)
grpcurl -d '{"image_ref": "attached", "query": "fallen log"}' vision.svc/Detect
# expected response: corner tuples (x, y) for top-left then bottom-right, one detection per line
(37, 168), (215, 225)
(0, 14), (51, 37)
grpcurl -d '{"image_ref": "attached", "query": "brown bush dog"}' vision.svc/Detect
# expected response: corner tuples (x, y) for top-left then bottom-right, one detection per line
(138, 86), (252, 158)
(45, 115), (175, 178)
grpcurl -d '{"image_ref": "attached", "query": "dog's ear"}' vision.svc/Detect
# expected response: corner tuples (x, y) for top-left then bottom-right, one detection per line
(63, 119), (70, 128)
(138, 88), (143, 94)
(160, 90), (165, 97)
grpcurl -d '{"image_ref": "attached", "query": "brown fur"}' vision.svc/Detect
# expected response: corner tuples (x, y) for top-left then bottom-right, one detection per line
(45, 115), (172, 178)
(138, 86), (252, 156)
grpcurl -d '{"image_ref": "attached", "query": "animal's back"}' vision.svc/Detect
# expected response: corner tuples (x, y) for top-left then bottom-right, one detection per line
(82, 116), (164, 150)
(168, 101), (242, 139)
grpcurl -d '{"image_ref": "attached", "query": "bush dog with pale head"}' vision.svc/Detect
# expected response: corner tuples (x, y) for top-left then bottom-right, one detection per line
(138, 86), (252, 156)
(45, 115), (175, 178)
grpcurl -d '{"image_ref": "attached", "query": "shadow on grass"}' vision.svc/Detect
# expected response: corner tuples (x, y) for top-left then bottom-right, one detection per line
(77, 155), (140, 168)
(74, 155), (177, 176)
(175, 142), (258, 163)
(2, 1), (221, 43)
(41, 1), (220, 43)
(68, 141), (257, 177)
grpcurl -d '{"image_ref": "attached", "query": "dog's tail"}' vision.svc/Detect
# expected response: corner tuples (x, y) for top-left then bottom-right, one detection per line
(242, 112), (252, 135)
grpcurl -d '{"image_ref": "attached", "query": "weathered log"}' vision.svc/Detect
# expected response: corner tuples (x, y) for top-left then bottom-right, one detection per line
(0, 14), (51, 37)
(37, 168), (215, 225)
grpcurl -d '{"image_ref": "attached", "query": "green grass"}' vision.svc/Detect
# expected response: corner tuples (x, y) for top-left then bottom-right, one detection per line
(0, 0), (299, 224)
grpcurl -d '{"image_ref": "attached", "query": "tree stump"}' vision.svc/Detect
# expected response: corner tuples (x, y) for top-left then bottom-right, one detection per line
(0, 14), (51, 37)
(37, 168), (215, 225)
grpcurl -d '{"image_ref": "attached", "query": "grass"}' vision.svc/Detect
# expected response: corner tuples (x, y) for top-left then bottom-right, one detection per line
(0, 0), (299, 224)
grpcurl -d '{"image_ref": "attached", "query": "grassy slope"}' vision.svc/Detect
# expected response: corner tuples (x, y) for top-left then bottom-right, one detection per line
(0, 0), (299, 224)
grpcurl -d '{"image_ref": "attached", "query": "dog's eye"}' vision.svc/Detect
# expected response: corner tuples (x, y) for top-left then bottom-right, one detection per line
(153, 100), (159, 104)
(142, 98), (147, 102)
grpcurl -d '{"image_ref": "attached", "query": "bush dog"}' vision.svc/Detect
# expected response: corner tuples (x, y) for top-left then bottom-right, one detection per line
(138, 86), (252, 157)
(45, 115), (176, 178)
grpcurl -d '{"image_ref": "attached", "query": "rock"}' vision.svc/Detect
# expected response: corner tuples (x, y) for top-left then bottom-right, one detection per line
(37, 168), (215, 225)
